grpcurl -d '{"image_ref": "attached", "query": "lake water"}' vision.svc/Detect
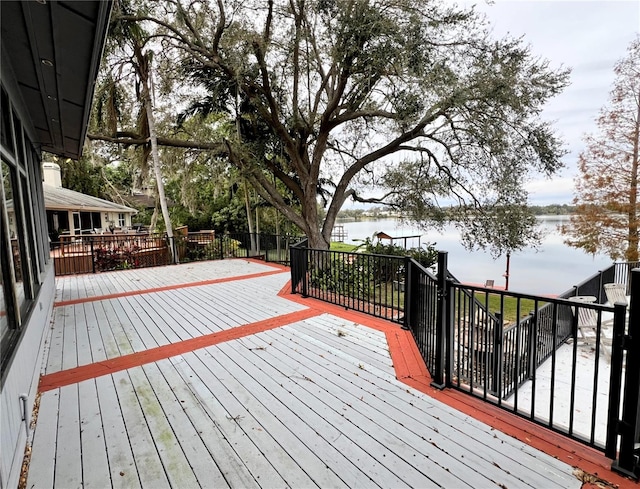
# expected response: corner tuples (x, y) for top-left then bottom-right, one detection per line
(335, 217), (613, 295)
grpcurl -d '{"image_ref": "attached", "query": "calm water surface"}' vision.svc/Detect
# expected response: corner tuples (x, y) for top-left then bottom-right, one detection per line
(336, 217), (612, 295)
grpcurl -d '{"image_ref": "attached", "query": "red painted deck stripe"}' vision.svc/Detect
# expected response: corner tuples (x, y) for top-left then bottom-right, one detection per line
(38, 307), (320, 393)
(279, 288), (632, 487)
(54, 268), (285, 307)
(243, 257), (290, 271)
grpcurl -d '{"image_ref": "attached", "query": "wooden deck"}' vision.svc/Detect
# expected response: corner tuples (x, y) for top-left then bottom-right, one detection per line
(26, 260), (586, 488)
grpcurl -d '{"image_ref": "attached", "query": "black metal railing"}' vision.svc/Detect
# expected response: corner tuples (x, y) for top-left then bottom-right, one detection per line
(290, 248), (640, 478)
(405, 258), (440, 376)
(448, 284), (618, 446)
(52, 232), (302, 276)
(614, 261), (640, 294)
(557, 261), (639, 302)
(291, 246), (408, 323)
(611, 268), (640, 477)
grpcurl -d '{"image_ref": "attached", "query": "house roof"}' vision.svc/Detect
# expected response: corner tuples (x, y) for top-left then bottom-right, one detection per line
(44, 184), (137, 214)
(0, 1), (112, 159)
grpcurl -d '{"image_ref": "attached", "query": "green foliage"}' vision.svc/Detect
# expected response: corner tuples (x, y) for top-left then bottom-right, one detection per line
(453, 203), (543, 258)
(529, 204), (575, 215)
(181, 240), (221, 262)
(310, 237), (437, 308)
(56, 157), (105, 198)
(94, 244), (141, 271)
(357, 238), (438, 270)
(93, 0), (570, 252)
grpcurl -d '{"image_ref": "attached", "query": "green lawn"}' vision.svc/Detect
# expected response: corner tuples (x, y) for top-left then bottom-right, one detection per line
(485, 294), (543, 323)
(330, 242), (359, 252)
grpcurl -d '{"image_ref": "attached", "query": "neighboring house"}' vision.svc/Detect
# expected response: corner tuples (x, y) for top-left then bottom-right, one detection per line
(41, 162), (137, 240)
(0, 2), (111, 488)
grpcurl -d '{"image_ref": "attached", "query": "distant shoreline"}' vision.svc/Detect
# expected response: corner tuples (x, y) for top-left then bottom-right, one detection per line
(336, 214), (573, 223)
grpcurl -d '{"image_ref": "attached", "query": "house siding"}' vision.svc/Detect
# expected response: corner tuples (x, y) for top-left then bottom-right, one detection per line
(1, 268), (54, 489)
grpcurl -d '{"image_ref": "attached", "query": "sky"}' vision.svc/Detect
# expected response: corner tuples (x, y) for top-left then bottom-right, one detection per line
(463, 0), (640, 205)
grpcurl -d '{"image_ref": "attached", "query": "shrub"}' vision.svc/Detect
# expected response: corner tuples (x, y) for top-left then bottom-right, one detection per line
(94, 245), (140, 271)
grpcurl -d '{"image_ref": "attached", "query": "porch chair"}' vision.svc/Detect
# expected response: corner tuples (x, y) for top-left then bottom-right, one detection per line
(568, 296), (611, 358)
(604, 283), (627, 306)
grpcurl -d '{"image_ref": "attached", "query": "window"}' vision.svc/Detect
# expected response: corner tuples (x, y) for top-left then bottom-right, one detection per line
(0, 248), (8, 348)
(118, 213), (126, 227)
(1, 88), (13, 154)
(2, 161), (28, 313)
(0, 86), (43, 375)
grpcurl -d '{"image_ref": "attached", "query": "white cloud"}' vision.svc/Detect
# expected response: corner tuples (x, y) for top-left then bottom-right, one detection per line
(525, 177), (575, 205)
(463, 0), (639, 204)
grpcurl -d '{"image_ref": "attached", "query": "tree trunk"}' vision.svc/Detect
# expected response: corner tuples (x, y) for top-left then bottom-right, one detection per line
(626, 94), (640, 262)
(142, 60), (174, 260)
(275, 207), (281, 259)
(244, 180), (256, 252)
(306, 225), (329, 250)
(300, 181), (330, 250)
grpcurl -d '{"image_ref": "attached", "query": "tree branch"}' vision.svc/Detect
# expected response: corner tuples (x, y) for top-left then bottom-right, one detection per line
(87, 132), (227, 153)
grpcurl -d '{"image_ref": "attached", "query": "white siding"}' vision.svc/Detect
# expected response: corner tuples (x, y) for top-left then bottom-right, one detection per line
(1, 266), (55, 489)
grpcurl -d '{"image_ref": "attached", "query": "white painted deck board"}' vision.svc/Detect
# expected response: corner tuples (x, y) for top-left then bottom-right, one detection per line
(232, 329), (481, 487)
(60, 305), (79, 371)
(75, 304), (94, 367)
(250, 325), (553, 488)
(98, 300), (143, 357)
(45, 269), (303, 374)
(78, 380), (111, 488)
(54, 260), (280, 300)
(161, 357), (261, 489)
(136, 292), (212, 338)
(149, 360), (235, 488)
(191, 347), (373, 488)
(108, 371), (169, 489)
(26, 390), (59, 488)
(84, 301), (108, 364)
(95, 300), (131, 360)
(94, 375), (143, 489)
(122, 295), (180, 346)
(29, 261), (583, 488)
(288, 314), (395, 374)
(45, 306), (66, 374)
(265, 321), (579, 486)
(174, 352), (293, 488)
(210, 339), (443, 487)
(125, 367), (202, 488)
(54, 384), (82, 488)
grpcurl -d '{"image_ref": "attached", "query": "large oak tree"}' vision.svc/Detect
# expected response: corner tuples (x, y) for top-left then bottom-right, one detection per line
(562, 37), (639, 262)
(92, 0), (569, 251)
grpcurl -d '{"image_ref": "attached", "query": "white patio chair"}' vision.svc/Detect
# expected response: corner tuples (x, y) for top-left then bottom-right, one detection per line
(568, 296), (611, 358)
(604, 283), (627, 306)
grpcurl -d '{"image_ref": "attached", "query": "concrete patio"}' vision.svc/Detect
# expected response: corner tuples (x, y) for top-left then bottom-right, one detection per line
(24, 260), (625, 488)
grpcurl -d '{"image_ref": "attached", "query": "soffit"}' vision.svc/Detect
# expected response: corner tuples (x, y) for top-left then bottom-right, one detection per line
(1, 1), (111, 159)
